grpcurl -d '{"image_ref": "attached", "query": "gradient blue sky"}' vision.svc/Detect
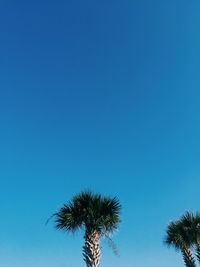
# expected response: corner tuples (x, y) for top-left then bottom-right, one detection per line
(0, 0), (200, 266)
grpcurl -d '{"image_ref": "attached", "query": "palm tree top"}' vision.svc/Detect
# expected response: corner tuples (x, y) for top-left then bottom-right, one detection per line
(180, 211), (200, 243)
(180, 211), (200, 228)
(54, 191), (121, 235)
(165, 220), (190, 249)
(165, 211), (200, 250)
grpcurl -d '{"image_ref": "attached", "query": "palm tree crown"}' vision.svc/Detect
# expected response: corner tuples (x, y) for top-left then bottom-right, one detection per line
(55, 190), (121, 235)
(179, 212), (200, 263)
(164, 212), (199, 267)
(53, 191), (121, 267)
(179, 212), (200, 245)
(165, 220), (192, 249)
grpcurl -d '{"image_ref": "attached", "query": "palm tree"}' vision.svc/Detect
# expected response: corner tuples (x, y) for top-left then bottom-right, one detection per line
(165, 219), (196, 267)
(179, 212), (200, 264)
(53, 191), (121, 267)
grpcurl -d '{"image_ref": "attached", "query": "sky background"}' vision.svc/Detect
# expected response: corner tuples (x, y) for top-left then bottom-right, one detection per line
(0, 0), (200, 266)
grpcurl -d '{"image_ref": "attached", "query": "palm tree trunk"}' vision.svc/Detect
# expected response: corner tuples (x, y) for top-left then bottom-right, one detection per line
(195, 242), (200, 263)
(182, 247), (196, 267)
(83, 230), (101, 267)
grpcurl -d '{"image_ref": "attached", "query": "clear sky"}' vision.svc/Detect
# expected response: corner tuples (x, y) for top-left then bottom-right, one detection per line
(0, 0), (200, 266)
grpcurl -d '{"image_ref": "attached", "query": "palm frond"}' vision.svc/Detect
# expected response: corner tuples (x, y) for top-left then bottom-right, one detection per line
(104, 234), (119, 256)
(53, 190), (121, 236)
(54, 201), (83, 233)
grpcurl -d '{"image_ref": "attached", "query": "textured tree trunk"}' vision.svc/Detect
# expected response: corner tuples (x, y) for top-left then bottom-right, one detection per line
(195, 242), (200, 263)
(83, 230), (101, 267)
(182, 247), (196, 267)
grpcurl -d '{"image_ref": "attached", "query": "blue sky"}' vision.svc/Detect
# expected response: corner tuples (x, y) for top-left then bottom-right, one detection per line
(0, 0), (200, 266)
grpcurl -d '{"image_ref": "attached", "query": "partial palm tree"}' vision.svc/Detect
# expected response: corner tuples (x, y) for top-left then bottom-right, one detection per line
(165, 219), (196, 267)
(53, 191), (121, 267)
(179, 212), (200, 263)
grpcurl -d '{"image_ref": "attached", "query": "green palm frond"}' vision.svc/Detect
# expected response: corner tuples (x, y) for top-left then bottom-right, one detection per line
(55, 201), (83, 232)
(99, 197), (121, 233)
(165, 221), (189, 249)
(53, 190), (121, 236)
(104, 234), (119, 256)
(180, 211), (200, 243)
